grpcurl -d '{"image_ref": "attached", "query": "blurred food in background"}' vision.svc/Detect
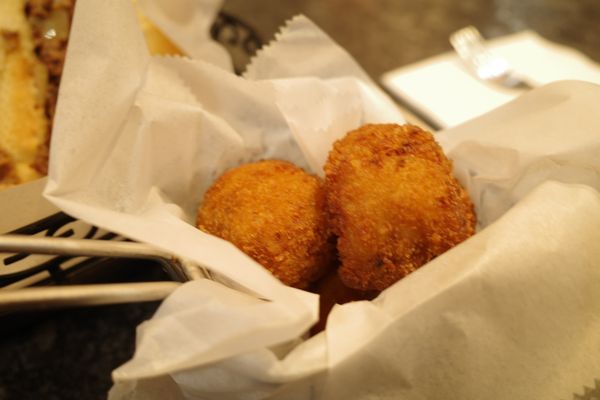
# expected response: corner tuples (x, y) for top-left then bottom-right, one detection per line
(0, 0), (181, 189)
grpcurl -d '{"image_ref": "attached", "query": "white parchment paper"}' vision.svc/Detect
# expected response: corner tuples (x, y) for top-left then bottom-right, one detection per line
(45, 0), (600, 398)
(109, 81), (600, 400)
(137, 0), (231, 69)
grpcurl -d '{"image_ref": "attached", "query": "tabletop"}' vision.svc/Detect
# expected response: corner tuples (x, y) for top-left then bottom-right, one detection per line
(223, 0), (600, 80)
(1, 1), (599, 399)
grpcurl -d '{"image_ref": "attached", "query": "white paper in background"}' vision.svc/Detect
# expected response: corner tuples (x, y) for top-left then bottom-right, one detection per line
(137, 0), (232, 70)
(44, 0), (404, 392)
(381, 30), (600, 128)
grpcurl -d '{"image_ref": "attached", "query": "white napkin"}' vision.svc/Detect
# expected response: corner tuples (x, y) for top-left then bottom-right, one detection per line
(381, 30), (600, 128)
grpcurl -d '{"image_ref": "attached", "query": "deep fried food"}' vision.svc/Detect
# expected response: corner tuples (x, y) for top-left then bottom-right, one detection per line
(324, 123), (476, 291)
(0, 0), (181, 189)
(310, 267), (378, 335)
(197, 160), (334, 289)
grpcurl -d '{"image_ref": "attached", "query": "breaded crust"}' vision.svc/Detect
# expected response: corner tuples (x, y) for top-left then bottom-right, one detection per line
(197, 160), (334, 289)
(324, 124), (476, 291)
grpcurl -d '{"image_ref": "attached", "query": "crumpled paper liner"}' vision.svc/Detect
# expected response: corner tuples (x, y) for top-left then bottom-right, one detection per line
(437, 80), (600, 227)
(107, 79), (600, 399)
(45, 0), (600, 398)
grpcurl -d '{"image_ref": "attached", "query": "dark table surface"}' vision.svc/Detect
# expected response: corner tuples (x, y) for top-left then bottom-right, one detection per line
(1, 1), (599, 399)
(223, 0), (600, 80)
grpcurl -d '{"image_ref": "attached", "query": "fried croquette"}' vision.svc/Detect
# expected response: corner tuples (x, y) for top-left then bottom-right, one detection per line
(324, 123), (476, 291)
(310, 267), (378, 335)
(197, 160), (334, 289)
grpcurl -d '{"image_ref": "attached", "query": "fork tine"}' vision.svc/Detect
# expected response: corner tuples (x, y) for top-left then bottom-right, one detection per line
(450, 25), (485, 58)
(451, 26), (505, 76)
(450, 26), (534, 89)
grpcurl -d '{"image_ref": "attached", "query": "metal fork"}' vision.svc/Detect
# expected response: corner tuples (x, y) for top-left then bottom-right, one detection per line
(450, 26), (533, 90)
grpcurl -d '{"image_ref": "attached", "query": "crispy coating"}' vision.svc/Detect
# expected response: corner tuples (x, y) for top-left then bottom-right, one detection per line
(197, 160), (334, 289)
(324, 124), (476, 291)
